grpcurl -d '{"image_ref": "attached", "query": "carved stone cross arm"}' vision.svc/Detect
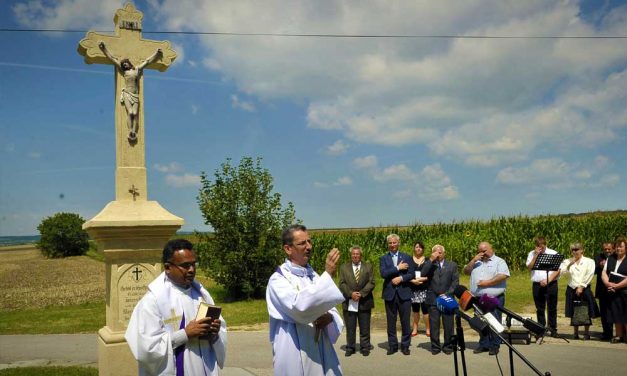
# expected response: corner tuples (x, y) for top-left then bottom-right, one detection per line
(77, 32), (175, 72)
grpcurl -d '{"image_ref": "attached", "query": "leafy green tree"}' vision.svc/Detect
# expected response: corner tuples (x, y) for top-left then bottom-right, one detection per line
(37, 212), (90, 258)
(197, 157), (297, 299)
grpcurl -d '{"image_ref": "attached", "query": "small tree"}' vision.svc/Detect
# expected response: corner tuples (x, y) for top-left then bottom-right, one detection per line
(37, 212), (90, 258)
(197, 157), (297, 299)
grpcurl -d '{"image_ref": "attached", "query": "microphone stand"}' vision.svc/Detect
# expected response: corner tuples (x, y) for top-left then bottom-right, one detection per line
(482, 315), (551, 376)
(452, 312), (469, 376)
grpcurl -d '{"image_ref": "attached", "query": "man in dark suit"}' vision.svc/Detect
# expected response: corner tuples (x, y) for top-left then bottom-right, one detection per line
(379, 234), (415, 355)
(339, 246), (375, 356)
(426, 244), (459, 355)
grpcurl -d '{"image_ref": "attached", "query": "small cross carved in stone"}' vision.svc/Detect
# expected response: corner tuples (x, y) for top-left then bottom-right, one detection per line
(131, 266), (142, 281)
(129, 185), (140, 201)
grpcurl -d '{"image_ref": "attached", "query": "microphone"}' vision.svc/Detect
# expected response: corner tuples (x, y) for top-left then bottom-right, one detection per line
(479, 294), (547, 338)
(453, 286), (504, 333)
(436, 295), (459, 314)
(453, 285), (479, 311)
(478, 294), (500, 312)
(437, 294), (489, 335)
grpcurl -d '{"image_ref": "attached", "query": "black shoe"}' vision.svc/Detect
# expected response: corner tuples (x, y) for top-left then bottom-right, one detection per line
(345, 349), (354, 357)
(473, 347), (489, 354)
(360, 350), (370, 356)
(442, 348), (453, 355)
(550, 329), (559, 338)
(401, 348), (410, 355)
(387, 348), (398, 355)
(573, 334), (580, 340)
(489, 348), (500, 356)
(431, 350), (441, 355)
(583, 335), (590, 341)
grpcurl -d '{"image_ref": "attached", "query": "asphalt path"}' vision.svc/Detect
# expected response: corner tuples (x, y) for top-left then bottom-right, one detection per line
(1, 330), (625, 375)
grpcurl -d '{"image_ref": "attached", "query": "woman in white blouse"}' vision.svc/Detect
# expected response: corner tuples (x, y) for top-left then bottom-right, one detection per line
(560, 242), (599, 340)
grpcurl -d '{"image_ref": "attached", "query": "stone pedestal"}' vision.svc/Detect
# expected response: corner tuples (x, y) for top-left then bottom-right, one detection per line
(84, 200), (184, 376)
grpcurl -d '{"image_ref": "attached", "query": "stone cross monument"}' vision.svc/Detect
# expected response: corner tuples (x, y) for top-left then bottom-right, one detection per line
(78, 3), (183, 375)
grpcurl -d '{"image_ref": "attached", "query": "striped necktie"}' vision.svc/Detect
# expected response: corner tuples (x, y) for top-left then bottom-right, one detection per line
(354, 265), (360, 282)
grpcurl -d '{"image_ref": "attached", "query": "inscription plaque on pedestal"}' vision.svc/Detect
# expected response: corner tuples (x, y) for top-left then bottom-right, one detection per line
(118, 263), (154, 323)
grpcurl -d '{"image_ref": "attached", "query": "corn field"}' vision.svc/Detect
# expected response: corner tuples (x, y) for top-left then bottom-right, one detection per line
(307, 213), (627, 274)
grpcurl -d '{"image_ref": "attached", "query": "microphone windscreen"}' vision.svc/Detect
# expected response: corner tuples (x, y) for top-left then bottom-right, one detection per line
(479, 294), (500, 312)
(458, 291), (475, 311)
(436, 295), (459, 314)
(453, 285), (468, 299)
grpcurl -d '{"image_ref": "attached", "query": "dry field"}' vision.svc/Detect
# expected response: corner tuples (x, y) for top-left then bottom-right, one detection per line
(0, 247), (104, 310)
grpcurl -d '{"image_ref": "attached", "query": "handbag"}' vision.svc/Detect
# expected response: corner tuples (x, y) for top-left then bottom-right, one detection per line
(571, 300), (591, 326)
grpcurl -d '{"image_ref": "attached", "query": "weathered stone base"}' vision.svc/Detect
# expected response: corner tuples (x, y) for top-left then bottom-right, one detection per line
(98, 326), (136, 376)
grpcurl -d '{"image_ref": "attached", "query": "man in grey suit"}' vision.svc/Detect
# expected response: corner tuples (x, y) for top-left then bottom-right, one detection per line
(380, 234), (415, 355)
(426, 244), (459, 355)
(339, 246), (375, 356)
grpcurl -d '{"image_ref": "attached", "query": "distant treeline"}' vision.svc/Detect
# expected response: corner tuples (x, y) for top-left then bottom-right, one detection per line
(304, 211), (627, 272)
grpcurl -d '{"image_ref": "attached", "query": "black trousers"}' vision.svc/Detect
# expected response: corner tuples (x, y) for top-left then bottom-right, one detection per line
(384, 294), (412, 350)
(428, 304), (454, 351)
(343, 309), (372, 351)
(598, 294), (613, 338)
(533, 281), (558, 330)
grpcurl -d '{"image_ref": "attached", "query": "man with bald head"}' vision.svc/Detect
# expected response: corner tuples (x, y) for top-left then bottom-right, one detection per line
(463, 241), (510, 355)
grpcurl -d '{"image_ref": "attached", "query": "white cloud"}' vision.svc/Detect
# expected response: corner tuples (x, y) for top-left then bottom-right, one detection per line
(495, 156), (620, 189)
(191, 104), (199, 115)
(231, 94), (256, 112)
(15, 1), (627, 190)
(154, 162), (183, 173)
(352, 155), (378, 170)
(334, 176), (352, 186)
(146, 0), (627, 167)
(313, 176), (353, 188)
(373, 164), (416, 183)
(165, 173), (201, 188)
(323, 140), (349, 156)
(352, 155), (458, 200)
(28, 152), (41, 159)
(13, 0), (124, 30)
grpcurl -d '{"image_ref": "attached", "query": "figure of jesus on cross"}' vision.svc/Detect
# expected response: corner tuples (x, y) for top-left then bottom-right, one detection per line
(99, 41), (162, 142)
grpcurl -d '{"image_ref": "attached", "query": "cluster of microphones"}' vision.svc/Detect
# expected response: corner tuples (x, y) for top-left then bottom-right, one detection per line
(436, 285), (547, 338)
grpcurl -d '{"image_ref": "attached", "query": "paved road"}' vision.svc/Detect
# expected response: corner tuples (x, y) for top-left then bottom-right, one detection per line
(1, 331), (625, 375)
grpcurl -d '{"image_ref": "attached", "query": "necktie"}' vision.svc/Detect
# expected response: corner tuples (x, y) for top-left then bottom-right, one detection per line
(354, 266), (360, 282)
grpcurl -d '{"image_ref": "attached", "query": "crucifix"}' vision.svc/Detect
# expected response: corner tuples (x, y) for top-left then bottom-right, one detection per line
(77, 2), (176, 202)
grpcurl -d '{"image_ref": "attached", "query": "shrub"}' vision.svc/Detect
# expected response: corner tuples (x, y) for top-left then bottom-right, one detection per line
(197, 157), (297, 300)
(37, 212), (90, 258)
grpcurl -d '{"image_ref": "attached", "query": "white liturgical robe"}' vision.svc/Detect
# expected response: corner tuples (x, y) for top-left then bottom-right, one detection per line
(266, 260), (345, 376)
(125, 272), (227, 376)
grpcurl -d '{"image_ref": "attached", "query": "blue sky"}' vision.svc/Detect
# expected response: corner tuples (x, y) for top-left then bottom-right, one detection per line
(1, 0), (627, 236)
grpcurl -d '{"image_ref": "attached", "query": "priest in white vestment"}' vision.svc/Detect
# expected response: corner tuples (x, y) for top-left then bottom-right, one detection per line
(267, 224), (345, 376)
(126, 239), (227, 376)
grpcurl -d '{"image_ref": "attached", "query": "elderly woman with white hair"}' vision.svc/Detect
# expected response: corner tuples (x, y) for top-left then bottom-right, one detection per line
(560, 242), (599, 340)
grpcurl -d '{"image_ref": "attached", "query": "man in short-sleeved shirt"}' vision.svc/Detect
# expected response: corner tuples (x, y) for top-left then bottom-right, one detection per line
(463, 241), (510, 355)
